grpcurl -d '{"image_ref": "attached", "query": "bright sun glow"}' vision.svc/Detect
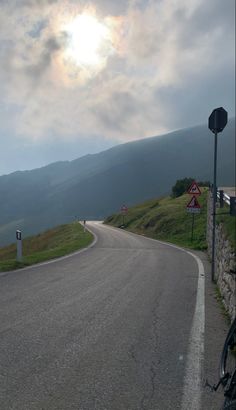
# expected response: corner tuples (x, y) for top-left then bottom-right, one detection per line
(65, 13), (112, 68)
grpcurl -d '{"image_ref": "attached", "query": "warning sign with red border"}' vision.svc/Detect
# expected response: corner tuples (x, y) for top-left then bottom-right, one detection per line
(187, 181), (201, 195)
(121, 205), (128, 214)
(186, 195), (201, 213)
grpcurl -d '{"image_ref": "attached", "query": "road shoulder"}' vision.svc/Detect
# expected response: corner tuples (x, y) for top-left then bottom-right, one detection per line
(194, 251), (229, 409)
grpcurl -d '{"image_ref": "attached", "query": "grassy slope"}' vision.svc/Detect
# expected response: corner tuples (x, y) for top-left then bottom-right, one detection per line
(105, 188), (235, 251)
(105, 188), (209, 250)
(0, 222), (93, 272)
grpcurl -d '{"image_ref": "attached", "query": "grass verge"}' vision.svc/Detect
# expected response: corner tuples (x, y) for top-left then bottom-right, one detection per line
(0, 222), (93, 272)
(105, 189), (209, 250)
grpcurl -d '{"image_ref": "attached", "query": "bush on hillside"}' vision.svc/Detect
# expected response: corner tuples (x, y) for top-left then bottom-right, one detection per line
(172, 178), (211, 198)
(172, 178), (195, 198)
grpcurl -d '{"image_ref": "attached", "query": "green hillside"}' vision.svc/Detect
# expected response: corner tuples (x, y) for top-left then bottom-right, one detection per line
(105, 189), (209, 250)
(0, 118), (235, 246)
(0, 222), (93, 272)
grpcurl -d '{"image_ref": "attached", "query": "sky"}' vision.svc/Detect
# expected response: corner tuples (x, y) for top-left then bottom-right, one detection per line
(0, 0), (235, 176)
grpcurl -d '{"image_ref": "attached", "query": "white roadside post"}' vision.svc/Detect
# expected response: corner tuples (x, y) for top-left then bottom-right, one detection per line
(16, 230), (22, 261)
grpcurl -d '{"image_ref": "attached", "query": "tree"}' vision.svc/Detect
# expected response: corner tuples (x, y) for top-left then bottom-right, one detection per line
(171, 178), (194, 198)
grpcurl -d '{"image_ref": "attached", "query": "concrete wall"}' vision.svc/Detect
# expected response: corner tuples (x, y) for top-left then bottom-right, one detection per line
(207, 191), (236, 320)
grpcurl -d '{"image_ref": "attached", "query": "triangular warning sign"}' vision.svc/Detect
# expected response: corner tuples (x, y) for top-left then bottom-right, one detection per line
(186, 195), (201, 208)
(187, 181), (201, 195)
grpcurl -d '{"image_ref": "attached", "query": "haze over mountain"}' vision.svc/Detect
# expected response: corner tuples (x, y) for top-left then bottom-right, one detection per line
(0, 118), (235, 246)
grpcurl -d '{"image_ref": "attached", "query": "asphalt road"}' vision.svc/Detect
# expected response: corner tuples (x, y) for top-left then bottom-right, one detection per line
(0, 222), (220, 409)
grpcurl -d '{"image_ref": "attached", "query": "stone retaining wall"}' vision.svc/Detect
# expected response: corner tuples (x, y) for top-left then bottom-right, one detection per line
(207, 191), (236, 320)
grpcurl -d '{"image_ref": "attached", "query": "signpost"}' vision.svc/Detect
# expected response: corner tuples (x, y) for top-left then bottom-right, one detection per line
(120, 205), (128, 226)
(186, 195), (201, 213)
(187, 181), (202, 196)
(186, 181), (201, 241)
(16, 230), (22, 262)
(208, 107), (228, 281)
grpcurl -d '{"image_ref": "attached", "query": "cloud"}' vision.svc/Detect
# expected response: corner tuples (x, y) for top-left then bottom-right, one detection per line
(0, 0), (234, 143)
(25, 36), (62, 81)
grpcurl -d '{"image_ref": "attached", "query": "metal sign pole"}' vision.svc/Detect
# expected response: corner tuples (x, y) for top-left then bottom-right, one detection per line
(211, 131), (218, 281)
(208, 107), (228, 282)
(191, 213), (195, 242)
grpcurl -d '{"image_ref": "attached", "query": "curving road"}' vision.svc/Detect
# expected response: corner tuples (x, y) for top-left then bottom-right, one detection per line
(0, 222), (209, 409)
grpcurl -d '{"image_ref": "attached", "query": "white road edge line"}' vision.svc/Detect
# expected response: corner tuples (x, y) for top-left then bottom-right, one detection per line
(181, 252), (205, 410)
(102, 224), (205, 409)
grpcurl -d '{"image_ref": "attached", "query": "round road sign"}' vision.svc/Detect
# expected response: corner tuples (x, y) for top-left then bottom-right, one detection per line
(208, 107), (228, 133)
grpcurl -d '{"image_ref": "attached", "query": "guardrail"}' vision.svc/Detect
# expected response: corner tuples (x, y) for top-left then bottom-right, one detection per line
(217, 190), (230, 205)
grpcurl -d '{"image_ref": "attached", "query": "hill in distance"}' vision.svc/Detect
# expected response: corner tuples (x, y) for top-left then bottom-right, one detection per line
(0, 118), (235, 246)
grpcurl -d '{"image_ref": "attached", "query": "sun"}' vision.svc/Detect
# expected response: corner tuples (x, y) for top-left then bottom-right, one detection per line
(64, 13), (112, 68)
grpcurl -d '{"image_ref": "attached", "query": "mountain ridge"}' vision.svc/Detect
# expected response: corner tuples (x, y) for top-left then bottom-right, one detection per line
(2, 117), (234, 178)
(0, 118), (235, 246)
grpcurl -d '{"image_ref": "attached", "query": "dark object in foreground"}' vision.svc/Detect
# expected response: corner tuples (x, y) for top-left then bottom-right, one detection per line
(206, 317), (236, 409)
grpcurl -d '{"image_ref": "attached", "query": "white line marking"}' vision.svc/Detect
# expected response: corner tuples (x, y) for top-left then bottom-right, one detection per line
(181, 252), (205, 410)
(100, 225), (205, 409)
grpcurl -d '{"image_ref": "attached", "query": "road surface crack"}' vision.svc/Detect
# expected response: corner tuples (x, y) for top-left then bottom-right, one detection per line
(139, 300), (161, 410)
